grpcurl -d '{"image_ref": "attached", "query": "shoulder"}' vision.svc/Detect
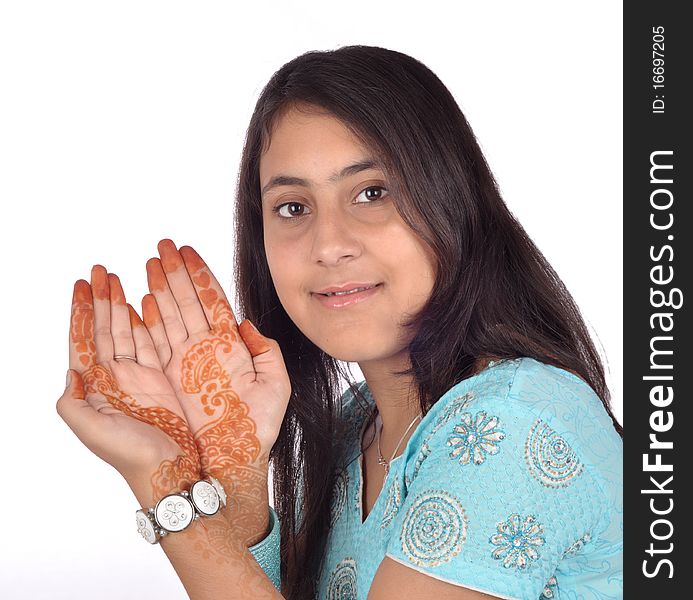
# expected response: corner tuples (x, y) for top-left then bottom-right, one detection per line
(415, 357), (622, 471)
(503, 357), (623, 496)
(400, 356), (622, 535)
(380, 359), (622, 598)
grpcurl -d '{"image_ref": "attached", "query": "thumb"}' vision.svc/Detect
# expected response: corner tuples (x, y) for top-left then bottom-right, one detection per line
(238, 320), (271, 356)
(56, 369), (103, 437)
(238, 320), (287, 381)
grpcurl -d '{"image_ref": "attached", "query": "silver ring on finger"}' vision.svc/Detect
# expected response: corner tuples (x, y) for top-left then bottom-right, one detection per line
(113, 355), (138, 362)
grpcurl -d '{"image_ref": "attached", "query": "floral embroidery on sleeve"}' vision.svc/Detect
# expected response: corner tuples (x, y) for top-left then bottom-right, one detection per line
(489, 513), (546, 569)
(446, 411), (506, 466)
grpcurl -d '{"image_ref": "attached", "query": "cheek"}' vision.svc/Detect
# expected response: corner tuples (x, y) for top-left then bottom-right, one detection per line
(382, 234), (436, 301)
(263, 241), (289, 297)
(264, 241), (307, 318)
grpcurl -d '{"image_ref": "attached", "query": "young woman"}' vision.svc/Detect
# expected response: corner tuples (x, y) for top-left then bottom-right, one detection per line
(57, 45), (623, 600)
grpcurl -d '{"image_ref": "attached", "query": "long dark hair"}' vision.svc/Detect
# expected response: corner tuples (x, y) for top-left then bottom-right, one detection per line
(233, 45), (622, 599)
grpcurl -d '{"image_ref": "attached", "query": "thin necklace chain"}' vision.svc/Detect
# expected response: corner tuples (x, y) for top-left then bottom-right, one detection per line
(376, 411), (422, 475)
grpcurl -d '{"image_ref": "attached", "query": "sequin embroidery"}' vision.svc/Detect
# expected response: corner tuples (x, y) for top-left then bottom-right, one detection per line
(400, 490), (468, 567)
(326, 557), (358, 600)
(564, 532), (592, 556)
(431, 391), (476, 435)
(525, 419), (584, 488)
(330, 468), (349, 527)
(407, 441), (432, 488)
(541, 575), (558, 598)
(381, 479), (402, 529)
(446, 411), (505, 465)
(490, 513), (546, 569)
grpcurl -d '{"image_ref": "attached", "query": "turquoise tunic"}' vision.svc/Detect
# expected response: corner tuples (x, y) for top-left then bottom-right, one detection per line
(252, 357), (623, 599)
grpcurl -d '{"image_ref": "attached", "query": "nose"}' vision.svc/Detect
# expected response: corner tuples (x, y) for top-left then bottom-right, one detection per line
(310, 204), (362, 266)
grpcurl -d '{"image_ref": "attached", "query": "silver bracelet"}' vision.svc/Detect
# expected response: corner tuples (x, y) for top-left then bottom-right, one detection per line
(135, 476), (227, 544)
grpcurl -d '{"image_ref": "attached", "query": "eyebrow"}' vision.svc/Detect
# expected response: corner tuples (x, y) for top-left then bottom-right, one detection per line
(260, 158), (381, 198)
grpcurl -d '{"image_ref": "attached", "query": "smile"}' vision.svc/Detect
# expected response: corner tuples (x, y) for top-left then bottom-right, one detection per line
(312, 283), (382, 309)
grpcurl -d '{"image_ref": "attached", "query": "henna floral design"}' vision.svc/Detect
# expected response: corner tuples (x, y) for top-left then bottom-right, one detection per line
(147, 242), (272, 557)
(68, 264), (281, 597)
(86, 364), (200, 493)
(177, 255), (267, 544)
(70, 278), (200, 498)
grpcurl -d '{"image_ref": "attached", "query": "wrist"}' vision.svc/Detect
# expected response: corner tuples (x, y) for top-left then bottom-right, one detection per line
(245, 507), (272, 547)
(126, 463), (201, 510)
(133, 474), (227, 545)
(203, 460), (269, 518)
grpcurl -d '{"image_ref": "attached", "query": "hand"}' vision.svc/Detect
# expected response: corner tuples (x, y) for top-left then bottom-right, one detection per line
(142, 240), (291, 540)
(56, 266), (202, 506)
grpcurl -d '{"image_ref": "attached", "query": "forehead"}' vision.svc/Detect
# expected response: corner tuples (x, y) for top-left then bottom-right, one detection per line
(259, 108), (372, 180)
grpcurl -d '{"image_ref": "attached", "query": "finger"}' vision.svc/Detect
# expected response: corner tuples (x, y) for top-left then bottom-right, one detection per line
(90, 265), (114, 363)
(157, 239), (210, 336)
(128, 303), (161, 369)
(108, 273), (136, 359)
(69, 280), (96, 371)
(179, 245), (239, 335)
(146, 257), (188, 344)
(142, 294), (172, 367)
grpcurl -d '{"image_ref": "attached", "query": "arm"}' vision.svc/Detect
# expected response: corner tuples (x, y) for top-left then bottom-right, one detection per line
(141, 240), (291, 548)
(57, 266), (288, 599)
(128, 476), (283, 600)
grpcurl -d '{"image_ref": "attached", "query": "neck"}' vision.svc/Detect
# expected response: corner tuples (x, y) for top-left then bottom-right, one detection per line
(360, 354), (494, 457)
(376, 410), (421, 463)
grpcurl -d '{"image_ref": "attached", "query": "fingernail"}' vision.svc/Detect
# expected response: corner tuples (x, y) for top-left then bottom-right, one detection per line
(66, 369), (72, 388)
(248, 320), (260, 333)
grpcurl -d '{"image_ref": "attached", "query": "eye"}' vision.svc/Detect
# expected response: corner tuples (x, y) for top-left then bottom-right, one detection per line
(355, 185), (389, 204)
(271, 186), (389, 220)
(272, 202), (309, 219)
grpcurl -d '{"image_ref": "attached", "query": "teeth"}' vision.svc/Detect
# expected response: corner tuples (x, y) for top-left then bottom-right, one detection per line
(325, 285), (374, 297)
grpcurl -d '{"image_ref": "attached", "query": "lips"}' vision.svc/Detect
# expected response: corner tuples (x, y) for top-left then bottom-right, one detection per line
(314, 282), (381, 295)
(312, 283), (382, 309)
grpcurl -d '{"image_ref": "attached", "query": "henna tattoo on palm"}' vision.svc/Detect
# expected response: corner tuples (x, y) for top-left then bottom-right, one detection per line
(71, 279), (200, 497)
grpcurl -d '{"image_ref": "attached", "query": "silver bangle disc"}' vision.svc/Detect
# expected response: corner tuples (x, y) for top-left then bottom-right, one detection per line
(190, 480), (220, 516)
(154, 494), (194, 532)
(209, 476), (227, 507)
(135, 510), (158, 544)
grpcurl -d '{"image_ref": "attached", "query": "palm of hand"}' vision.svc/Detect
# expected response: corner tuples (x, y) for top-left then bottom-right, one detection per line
(143, 241), (290, 513)
(166, 328), (262, 476)
(88, 362), (199, 488)
(67, 271), (201, 491)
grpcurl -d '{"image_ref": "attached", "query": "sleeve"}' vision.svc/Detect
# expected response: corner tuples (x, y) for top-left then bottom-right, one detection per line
(383, 390), (609, 600)
(248, 505), (281, 592)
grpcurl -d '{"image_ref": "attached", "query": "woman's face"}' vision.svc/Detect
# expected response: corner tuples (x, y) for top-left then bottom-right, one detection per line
(259, 106), (436, 363)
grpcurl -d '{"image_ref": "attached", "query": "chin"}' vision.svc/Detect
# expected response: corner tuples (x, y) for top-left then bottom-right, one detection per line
(316, 339), (396, 364)
(323, 349), (370, 362)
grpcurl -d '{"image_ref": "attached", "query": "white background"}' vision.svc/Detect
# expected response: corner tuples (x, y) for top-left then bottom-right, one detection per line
(0, 2), (622, 598)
